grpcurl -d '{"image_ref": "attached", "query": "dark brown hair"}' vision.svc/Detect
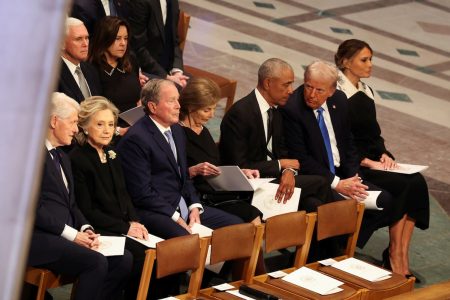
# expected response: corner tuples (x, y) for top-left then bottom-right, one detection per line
(89, 16), (132, 72)
(335, 39), (373, 71)
(179, 77), (220, 120)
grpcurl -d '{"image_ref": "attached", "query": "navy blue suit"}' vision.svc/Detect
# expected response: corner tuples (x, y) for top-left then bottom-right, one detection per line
(117, 116), (242, 239)
(27, 149), (132, 300)
(281, 86), (394, 247)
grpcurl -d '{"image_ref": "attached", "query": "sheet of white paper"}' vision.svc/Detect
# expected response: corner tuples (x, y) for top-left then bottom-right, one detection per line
(190, 223), (213, 238)
(96, 236), (125, 256)
(319, 258), (339, 266)
(158, 297), (178, 300)
(205, 166), (254, 191)
(251, 183), (300, 220)
(248, 178), (275, 190)
(332, 257), (391, 282)
(372, 163), (428, 175)
(282, 267), (343, 295)
(190, 223), (224, 273)
(339, 191), (383, 210)
(268, 270), (288, 278)
(226, 289), (255, 300)
(118, 105), (145, 125)
(213, 283), (235, 291)
(125, 233), (164, 248)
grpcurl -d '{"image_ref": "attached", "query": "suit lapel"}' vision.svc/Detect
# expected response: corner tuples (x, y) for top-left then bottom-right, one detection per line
(146, 118), (181, 177)
(249, 93), (267, 151)
(303, 98), (330, 167)
(60, 60), (84, 101)
(47, 151), (70, 201)
(327, 98), (341, 144)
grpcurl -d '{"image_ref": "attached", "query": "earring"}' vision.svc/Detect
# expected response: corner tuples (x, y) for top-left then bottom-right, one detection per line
(84, 130), (88, 135)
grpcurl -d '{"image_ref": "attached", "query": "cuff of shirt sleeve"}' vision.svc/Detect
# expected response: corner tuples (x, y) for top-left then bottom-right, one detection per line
(171, 211), (181, 222)
(170, 68), (183, 75)
(81, 225), (94, 232)
(331, 176), (340, 189)
(61, 225), (78, 242)
(189, 203), (204, 214)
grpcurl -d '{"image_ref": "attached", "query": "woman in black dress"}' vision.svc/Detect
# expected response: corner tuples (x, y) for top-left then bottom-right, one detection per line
(179, 77), (263, 225)
(89, 16), (141, 136)
(335, 39), (430, 279)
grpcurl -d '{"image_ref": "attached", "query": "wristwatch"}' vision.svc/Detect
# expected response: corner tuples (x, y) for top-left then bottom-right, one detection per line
(282, 168), (298, 176)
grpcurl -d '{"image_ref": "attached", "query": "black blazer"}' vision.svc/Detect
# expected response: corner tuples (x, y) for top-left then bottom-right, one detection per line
(126, 0), (183, 77)
(117, 116), (200, 218)
(281, 85), (360, 184)
(28, 149), (88, 266)
(57, 60), (102, 102)
(220, 90), (288, 178)
(70, 0), (130, 35)
(70, 143), (139, 236)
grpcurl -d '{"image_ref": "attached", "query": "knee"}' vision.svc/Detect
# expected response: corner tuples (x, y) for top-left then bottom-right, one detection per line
(89, 251), (108, 278)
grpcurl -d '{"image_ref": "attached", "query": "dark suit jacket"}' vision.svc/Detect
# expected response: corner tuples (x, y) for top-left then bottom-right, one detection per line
(220, 90), (288, 178)
(70, 0), (130, 35)
(28, 149), (89, 266)
(280, 85), (360, 184)
(126, 0), (183, 77)
(70, 143), (139, 236)
(117, 116), (199, 219)
(57, 60), (102, 102)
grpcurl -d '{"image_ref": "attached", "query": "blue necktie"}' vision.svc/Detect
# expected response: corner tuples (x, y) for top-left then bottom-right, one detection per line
(317, 107), (335, 174)
(164, 130), (189, 220)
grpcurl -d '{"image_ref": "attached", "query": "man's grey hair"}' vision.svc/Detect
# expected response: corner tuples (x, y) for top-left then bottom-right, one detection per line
(304, 60), (339, 88)
(141, 79), (175, 115)
(50, 92), (80, 119)
(258, 58), (293, 85)
(65, 17), (84, 36)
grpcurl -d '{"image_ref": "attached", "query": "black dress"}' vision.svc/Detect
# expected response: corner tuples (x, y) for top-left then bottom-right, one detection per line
(183, 125), (262, 222)
(347, 90), (429, 230)
(94, 60), (141, 127)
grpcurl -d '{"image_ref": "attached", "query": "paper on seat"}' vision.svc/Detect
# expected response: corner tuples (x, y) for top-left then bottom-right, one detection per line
(96, 236), (126, 256)
(331, 257), (392, 282)
(251, 183), (301, 220)
(281, 267), (344, 295)
(125, 233), (164, 248)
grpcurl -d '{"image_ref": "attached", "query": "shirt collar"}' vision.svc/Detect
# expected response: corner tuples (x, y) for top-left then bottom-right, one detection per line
(61, 56), (80, 76)
(149, 115), (171, 135)
(103, 62), (126, 76)
(337, 70), (374, 100)
(45, 139), (56, 151)
(255, 88), (276, 116)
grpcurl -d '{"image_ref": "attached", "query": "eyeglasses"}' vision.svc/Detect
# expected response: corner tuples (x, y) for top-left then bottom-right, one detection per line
(304, 83), (326, 95)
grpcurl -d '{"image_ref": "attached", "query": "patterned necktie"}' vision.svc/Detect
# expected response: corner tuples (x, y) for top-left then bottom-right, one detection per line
(75, 66), (91, 99)
(164, 130), (189, 220)
(317, 107), (335, 174)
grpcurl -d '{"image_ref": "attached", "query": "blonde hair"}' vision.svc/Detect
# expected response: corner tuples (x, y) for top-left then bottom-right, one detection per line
(76, 96), (119, 145)
(179, 77), (220, 119)
(304, 60), (339, 88)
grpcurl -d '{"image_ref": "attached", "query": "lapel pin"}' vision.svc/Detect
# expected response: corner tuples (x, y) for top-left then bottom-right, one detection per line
(332, 105), (336, 109)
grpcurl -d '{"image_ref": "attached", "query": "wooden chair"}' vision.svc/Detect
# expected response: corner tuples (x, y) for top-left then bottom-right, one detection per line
(136, 234), (210, 300)
(177, 11), (238, 113)
(311, 199), (414, 300)
(385, 279), (450, 300)
(24, 267), (76, 300)
(253, 211), (365, 300)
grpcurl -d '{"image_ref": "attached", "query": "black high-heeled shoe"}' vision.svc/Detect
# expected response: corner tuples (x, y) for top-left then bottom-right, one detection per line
(382, 247), (391, 270)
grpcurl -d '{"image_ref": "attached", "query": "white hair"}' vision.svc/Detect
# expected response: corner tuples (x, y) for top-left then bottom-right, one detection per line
(50, 92), (80, 119)
(304, 60), (339, 87)
(65, 17), (84, 36)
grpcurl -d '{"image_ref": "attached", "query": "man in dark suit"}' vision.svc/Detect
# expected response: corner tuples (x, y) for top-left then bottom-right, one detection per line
(70, 0), (129, 36)
(126, 0), (188, 87)
(57, 18), (101, 102)
(280, 60), (393, 247)
(220, 58), (334, 213)
(27, 92), (132, 300)
(117, 79), (242, 239)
